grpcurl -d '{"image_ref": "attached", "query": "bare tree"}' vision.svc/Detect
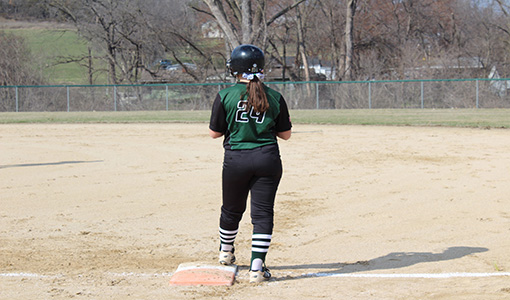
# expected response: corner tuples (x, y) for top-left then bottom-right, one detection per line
(0, 32), (44, 86)
(196, 0), (307, 54)
(7, 0), (510, 85)
(140, 0), (227, 82)
(348, 0), (465, 80)
(345, 0), (356, 80)
(265, 17), (300, 81)
(0, 32), (45, 111)
(0, 0), (54, 19)
(47, 0), (147, 84)
(313, 0), (344, 80)
(490, 0), (510, 75)
(47, 0), (223, 83)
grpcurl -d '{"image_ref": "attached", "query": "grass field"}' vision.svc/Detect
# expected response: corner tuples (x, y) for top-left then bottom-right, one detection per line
(0, 109), (509, 128)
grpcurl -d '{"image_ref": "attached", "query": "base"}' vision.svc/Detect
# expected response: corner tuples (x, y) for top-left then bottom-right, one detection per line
(169, 262), (238, 286)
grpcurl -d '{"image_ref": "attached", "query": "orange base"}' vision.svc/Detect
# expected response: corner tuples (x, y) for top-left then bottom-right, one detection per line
(169, 262), (238, 286)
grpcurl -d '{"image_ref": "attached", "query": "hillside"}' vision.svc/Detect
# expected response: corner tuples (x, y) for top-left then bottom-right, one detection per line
(0, 17), (97, 85)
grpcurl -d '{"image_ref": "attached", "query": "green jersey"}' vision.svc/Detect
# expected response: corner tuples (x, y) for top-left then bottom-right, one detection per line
(209, 83), (292, 150)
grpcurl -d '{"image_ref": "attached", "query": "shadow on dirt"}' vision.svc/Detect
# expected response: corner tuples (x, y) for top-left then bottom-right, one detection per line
(270, 246), (489, 281)
(0, 160), (103, 169)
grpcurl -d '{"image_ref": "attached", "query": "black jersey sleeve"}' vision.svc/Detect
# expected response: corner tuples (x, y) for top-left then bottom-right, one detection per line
(209, 93), (228, 133)
(274, 95), (292, 132)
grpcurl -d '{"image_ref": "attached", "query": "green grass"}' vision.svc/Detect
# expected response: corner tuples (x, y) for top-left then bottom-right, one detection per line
(1, 109), (509, 128)
(2, 28), (103, 84)
(0, 111), (211, 124)
(289, 109), (510, 128)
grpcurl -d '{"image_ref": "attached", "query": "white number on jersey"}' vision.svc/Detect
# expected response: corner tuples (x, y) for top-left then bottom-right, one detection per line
(235, 100), (265, 124)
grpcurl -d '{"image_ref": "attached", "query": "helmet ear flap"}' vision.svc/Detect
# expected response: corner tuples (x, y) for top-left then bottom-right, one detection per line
(226, 58), (238, 76)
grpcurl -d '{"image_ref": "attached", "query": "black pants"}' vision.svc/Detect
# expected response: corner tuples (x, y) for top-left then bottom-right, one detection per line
(220, 144), (283, 235)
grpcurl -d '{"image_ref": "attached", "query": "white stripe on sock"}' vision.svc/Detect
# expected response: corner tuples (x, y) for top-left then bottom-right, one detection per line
(220, 238), (236, 243)
(220, 233), (237, 239)
(252, 234), (272, 240)
(251, 247), (269, 253)
(252, 241), (271, 247)
(220, 228), (239, 235)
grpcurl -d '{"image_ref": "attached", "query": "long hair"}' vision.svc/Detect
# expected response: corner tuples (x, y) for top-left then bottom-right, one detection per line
(244, 76), (269, 113)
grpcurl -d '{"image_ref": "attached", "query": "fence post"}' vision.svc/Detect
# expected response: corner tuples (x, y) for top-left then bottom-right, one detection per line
(316, 82), (319, 109)
(368, 81), (372, 109)
(66, 86), (70, 112)
(476, 80), (479, 108)
(15, 86), (19, 112)
(114, 85), (117, 112)
(421, 81), (424, 109)
(166, 85), (169, 111)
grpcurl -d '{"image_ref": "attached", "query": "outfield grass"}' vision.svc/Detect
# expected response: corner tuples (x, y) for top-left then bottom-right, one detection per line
(290, 109), (510, 128)
(1, 109), (509, 128)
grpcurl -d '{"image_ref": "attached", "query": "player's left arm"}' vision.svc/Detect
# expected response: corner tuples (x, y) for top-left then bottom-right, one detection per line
(277, 130), (291, 140)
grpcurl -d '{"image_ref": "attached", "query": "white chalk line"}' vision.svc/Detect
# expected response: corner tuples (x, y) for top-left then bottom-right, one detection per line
(2, 271), (510, 279)
(108, 272), (173, 278)
(305, 272), (510, 279)
(0, 272), (57, 278)
(0, 272), (173, 279)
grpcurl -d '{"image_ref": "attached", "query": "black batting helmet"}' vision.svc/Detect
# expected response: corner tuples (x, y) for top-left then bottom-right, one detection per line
(227, 44), (265, 76)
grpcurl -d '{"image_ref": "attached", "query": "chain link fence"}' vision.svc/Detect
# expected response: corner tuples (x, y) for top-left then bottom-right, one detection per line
(2, 78), (510, 112)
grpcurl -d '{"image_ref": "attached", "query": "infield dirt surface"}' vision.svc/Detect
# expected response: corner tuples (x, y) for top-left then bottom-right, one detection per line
(1, 123), (510, 299)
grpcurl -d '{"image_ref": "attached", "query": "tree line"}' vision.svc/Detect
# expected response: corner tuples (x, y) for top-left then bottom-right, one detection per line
(2, 0), (510, 85)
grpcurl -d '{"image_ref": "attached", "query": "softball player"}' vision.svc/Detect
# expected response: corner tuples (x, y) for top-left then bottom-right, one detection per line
(209, 44), (292, 283)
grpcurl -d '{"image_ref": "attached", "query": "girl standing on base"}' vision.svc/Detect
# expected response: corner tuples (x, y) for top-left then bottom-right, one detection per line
(209, 44), (292, 283)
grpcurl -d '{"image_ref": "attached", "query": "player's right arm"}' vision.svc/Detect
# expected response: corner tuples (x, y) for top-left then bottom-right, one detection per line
(209, 94), (227, 139)
(274, 95), (292, 141)
(209, 129), (224, 139)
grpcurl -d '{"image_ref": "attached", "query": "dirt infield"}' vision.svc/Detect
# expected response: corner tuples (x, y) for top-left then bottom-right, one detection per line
(1, 123), (509, 299)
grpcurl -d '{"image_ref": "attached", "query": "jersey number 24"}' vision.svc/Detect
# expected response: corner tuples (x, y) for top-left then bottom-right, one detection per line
(235, 100), (265, 124)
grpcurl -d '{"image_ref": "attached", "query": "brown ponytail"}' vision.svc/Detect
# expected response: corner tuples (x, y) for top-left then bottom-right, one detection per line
(245, 76), (269, 113)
